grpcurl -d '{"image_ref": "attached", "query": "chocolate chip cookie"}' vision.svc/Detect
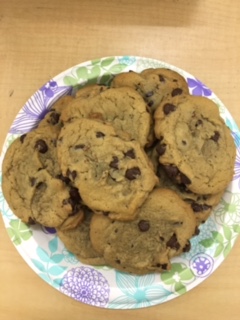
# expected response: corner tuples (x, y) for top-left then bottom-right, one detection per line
(60, 87), (152, 147)
(2, 125), (83, 228)
(111, 68), (189, 114)
(57, 118), (158, 221)
(154, 95), (236, 194)
(74, 84), (109, 99)
(90, 188), (197, 275)
(57, 207), (105, 265)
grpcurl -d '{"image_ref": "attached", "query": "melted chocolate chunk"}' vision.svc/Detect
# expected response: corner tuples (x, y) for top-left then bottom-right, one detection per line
(96, 131), (105, 138)
(49, 112), (60, 125)
(145, 91), (154, 98)
(180, 172), (191, 185)
(124, 149), (136, 159)
(138, 220), (150, 232)
(171, 88), (183, 97)
(66, 169), (77, 180)
(166, 233), (180, 250)
(147, 100), (154, 107)
(195, 119), (203, 127)
(183, 241), (191, 252)
(35, 139), (48, 153)
(159, 75), (165, 82)
(109, 156), (119, 169)
(20, 134), (27, 143)
(156, 142), (166, 156)
(56, 174), (71, 185)
(74, 144), (85, 149)
(125, 167), (141, 180)
(210, 131), (220, 142)
(191, 202), (212, 212)
(164, 165), (180, 179)
(29, 177), (37, 187)
(163, 103), (176, 115)
(115, 259), (121, 264)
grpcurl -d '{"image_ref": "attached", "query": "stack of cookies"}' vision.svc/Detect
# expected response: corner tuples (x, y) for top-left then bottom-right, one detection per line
(2, 68), (236, 275)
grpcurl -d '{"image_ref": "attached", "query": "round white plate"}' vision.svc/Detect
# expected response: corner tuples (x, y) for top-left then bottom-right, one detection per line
(0, 56), (240, 309)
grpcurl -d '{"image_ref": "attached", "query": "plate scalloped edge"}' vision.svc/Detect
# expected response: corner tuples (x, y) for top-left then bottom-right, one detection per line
(0, 56), (240, 309)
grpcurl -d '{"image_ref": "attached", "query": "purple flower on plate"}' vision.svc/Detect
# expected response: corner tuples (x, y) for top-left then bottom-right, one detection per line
(190, 253), (214, 277)
(9, 81), (72, 134)
(187, 77), (212, 97)
(41, 226), (56, 234)
(39, 80), (58, 98)
(60, 267), (110, 307)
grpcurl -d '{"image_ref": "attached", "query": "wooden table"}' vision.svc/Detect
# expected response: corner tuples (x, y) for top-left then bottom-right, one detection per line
(0, 1), (240, 319)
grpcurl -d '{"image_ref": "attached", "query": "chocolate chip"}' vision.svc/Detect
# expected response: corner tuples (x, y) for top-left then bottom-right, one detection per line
(74, 144), (85, 149)
(66, 169), (77, 180)
(49, 112), (60, 125)
(138, 220), (150, 232)
(115, 259), (121, 264)
(124, 149), (136, 159)
(166, 233), (180, 250)
(147, 100), (154, 107)
(125, 167), (141, 180)
(20, 134), (27, 143)
(27, 217), (36, 225)
(164, 165), (179, 179)
(109, 156), (119, 169)
(36, 182), (47, 190)
(191, 202), (212, 212)
(183, 241), (191, 252)
(163, 103), (176, 115)
(171, 88), (183, 97)
(180, 172), (191, 185)
(64, 187), (82, 215)
(210, 131), (220, 142)
(96, 131), (105, 138)
(194, 226), (200, 236)
(156, 142), (166, 156)
(145, 91), (154, 98)
(159, 75), (165, 82)
(56, 174), (71, 185)
(35, 139), (48, 153)
(195, 119), (203, 127)
(29, 177), (37, 186)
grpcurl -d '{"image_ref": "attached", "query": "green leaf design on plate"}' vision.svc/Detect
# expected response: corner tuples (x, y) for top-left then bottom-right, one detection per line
(100, 57), (115, 68)
(99, 73), (113, 85)
(7, 219), (32, 245)
(91, 58), (101, 65)
(108, 63), (128, 74)
(233, 224), (240, 234)
(214, 243), (224, 258)
(211, 231), (224, 243)
(161, 263), (195, 295)
(76, 66), (89, 80)
(223, 225), (232, 240)
(200, 238), (215, 248)
(223, 242), (232, 258)
(63, 75), (79, 86)
(89, 65), (101, 79)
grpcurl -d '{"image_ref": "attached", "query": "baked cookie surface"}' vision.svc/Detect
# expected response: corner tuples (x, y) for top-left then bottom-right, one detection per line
(111, 68), (189, 113)
(60, 87), (151, 147)
(90, 188), (197, 275)
(57, 118), (158, 221)
(154, 95), (236, 194)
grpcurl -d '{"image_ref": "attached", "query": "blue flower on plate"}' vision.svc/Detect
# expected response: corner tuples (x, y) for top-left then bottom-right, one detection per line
(187, 77), (212, 97)
(108, 271), (172, 309)
(60, 267), (110, 307)
(118, 56), (136, 66)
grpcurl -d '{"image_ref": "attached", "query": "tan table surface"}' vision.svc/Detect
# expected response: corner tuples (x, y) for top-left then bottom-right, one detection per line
(0, 0), (240, 319)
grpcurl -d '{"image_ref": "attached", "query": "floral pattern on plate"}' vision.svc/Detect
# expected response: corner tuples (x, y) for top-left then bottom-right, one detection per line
(0, 56), (240, 309)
